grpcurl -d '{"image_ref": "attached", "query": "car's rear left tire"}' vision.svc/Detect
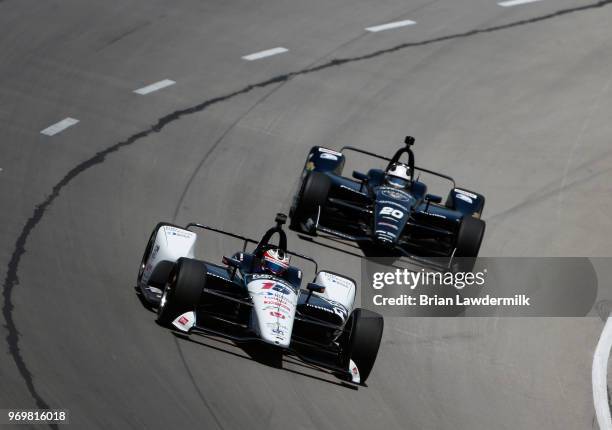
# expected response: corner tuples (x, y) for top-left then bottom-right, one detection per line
(157, 258), (206, 326)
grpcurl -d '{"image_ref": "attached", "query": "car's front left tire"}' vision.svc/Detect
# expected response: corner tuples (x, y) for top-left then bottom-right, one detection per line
(157, 258), (207, 326)
(290, 171), (331, 233)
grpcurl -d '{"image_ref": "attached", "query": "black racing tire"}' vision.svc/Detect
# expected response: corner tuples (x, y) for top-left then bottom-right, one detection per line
(137, 222), (183, 285)
(157, 258), (206, 326)
(454, 216), (486, 272)
(345, 308), (384, 384)
(290, 171), (330, 233)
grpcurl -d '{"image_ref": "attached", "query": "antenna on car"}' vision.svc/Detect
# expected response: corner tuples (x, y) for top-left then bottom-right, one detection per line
(275, 213), (287, 228)
(404, 136), (415, 147)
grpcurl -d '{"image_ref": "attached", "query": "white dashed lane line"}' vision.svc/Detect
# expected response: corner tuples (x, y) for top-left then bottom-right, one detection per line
(498, 0), (543, 7)
(40, 118), (79, 136)
(241, 47), (289, 61)
(365, 19), (416, 33)
(134, 79), (176, 95)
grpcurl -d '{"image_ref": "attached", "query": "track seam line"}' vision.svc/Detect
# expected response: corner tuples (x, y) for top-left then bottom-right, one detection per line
(173, 337), (225, 430)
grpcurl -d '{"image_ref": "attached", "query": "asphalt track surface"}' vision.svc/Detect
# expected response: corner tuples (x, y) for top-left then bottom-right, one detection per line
(1, 0), (612, 429)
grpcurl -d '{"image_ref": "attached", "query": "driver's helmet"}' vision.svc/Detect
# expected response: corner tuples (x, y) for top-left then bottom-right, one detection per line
(262, 248), (290, 276)
(385, 162), (412, 188)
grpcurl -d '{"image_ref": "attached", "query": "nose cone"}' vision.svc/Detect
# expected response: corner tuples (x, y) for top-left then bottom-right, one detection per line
(247, 278), (298, 349)
(257, 316), (291, 348)
(374, 187), (415, 244)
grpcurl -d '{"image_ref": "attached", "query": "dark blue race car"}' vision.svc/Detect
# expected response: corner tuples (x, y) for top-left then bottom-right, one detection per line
(289, 137), (486, 269)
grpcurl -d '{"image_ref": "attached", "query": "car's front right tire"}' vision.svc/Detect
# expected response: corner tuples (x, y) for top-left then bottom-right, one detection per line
(454, 216), (486, 272)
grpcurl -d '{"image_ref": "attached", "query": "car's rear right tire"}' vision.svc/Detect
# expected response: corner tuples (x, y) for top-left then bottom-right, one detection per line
(290, 171), (330, 233)
(157, 258), (206, 326)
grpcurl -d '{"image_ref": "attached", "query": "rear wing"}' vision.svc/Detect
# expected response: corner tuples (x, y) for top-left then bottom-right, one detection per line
(340, 145), (456, 188)
(185, 223), (319, 274)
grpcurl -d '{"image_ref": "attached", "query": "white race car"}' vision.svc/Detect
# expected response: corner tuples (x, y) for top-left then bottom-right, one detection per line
(137, 213), (384, 385)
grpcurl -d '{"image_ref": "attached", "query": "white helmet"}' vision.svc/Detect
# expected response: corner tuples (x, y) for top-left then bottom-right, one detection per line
(262, 248), (290, 275)
(385, 163), (412, 188)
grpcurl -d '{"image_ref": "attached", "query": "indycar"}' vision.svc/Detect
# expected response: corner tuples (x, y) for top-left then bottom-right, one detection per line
(289, 136), (486, 270)
(136, 214), (384, 384)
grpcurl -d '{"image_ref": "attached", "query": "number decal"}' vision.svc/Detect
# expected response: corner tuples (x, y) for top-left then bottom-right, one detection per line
(380, 206), (404, 219)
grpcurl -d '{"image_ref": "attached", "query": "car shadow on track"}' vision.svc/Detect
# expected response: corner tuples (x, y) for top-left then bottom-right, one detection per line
(133, 279), (364, 389)
(132, 285), (359, 389)
(172, 331), (359, 390)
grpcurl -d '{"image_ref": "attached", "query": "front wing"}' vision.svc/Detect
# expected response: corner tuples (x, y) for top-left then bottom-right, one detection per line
(169, 310), (361, 384)
(314, 214), (456, 271)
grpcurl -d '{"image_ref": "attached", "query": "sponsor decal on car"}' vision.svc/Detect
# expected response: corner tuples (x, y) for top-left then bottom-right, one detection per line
(456, 193), (473, 204)
(172, 311), (196, 332)
(267, 322), (289, 330)
(454, 188), (478, 199)
(267, 322), (289, 338)
(165, 226), (194, 239)
(320, 272), (354, 289)
(377, 221), (399, 230)
(269, 311), (286, 319)
(305, 302), (347, 320)
(340, 185), (367, 195)
(381, 216), (399, 223)
(420, 211), (446, 219)
(327, 299), (349, 319)
(377, 199), (407, 209)
(263, 305), (291, 316)
(375, 230), (397, 239)
(271, 327), (284, 336)
(320, 152), (338, 161)
(380, 187), (411, 201)
(306, 303), (334, 313)
(261, 282), (292, 295)
(349, 359), (361, 384)
(208, 272), (230, 281)
(252, 274), (275, 280)
(264, 300), (291, 311)
(317, 147), (342, 156)
(379, 206), (405, 219)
